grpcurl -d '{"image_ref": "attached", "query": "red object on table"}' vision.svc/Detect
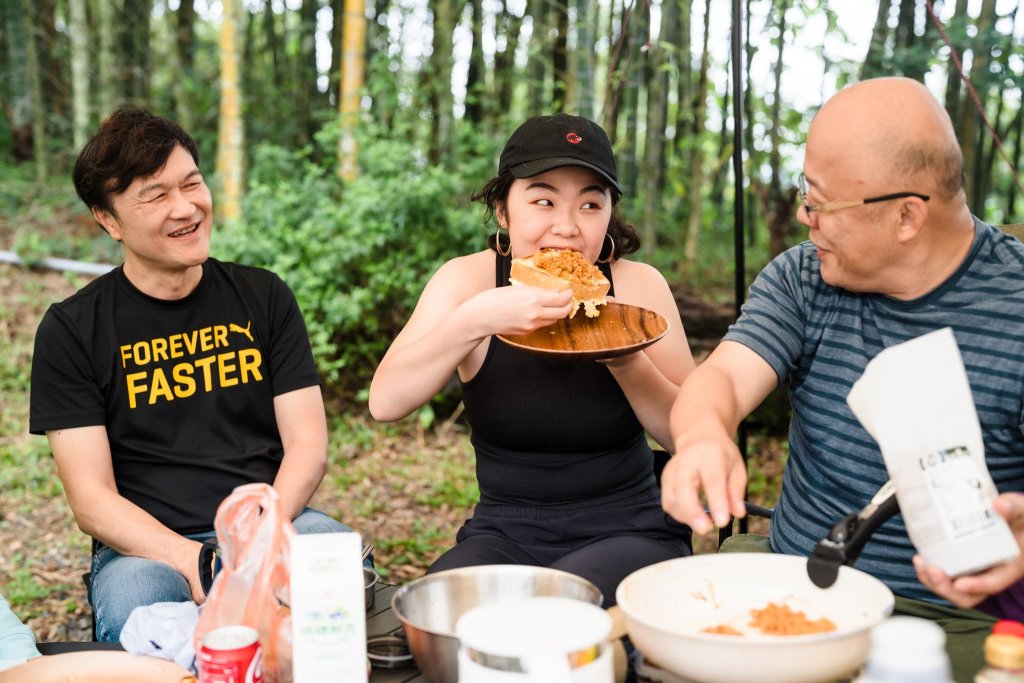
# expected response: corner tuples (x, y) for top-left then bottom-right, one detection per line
(198, 625), (265, 683)
(993, 619), (1024, 640)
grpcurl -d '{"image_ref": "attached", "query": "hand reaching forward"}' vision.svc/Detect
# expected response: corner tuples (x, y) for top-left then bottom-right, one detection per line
(913, 492), (1024, 608)
(661, 433), (748, 535)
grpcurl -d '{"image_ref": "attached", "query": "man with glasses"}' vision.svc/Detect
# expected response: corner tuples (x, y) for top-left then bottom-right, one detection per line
(662, 77), (1024, 680)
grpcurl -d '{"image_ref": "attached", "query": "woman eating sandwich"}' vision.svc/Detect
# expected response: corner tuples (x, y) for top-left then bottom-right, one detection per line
(368, 113), (695, 604)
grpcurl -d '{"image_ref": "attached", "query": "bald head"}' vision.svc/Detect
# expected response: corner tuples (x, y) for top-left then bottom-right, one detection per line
(809, 77), (963, 200)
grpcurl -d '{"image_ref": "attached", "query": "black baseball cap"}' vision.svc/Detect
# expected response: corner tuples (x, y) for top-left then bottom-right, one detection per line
(498, 113), (623, 196)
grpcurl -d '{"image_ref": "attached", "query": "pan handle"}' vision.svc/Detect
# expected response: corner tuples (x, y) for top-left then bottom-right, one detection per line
(808, 480), (900, 588)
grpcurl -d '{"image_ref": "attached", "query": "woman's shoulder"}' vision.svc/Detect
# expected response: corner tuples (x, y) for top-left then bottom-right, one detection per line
(426, 249), (496, 299)
(434, 249), (494, 280)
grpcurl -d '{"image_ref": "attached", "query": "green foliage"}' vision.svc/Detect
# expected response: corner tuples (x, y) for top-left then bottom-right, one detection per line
(213, 124), (485, 389)
(376, 520), (452, 578)
(3, 561), (57, 612)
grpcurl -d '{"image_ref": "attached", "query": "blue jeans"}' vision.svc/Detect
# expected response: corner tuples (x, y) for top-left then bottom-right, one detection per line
(89, 508), (369, 642)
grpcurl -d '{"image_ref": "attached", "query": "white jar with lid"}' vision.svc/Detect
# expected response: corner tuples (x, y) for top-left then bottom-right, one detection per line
(852, 617), (953, 683)
(975, 634), (1024, 682)
(455, 596), (613, 683)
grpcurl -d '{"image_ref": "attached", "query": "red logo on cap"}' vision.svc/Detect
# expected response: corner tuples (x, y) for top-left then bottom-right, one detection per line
(566, 132), (582, 144)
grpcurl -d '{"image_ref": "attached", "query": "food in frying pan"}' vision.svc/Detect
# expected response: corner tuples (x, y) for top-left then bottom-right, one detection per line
(510, 248), (610, 318)
(749, 602), (836, 636)
(703, 601), (837, 637)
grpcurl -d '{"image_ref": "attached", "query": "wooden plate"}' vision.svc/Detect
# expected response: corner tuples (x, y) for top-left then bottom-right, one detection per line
(497, 302), (669, 360)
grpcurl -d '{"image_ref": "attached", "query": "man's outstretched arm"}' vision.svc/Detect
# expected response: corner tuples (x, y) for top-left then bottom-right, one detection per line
(662, 341), (779, 535)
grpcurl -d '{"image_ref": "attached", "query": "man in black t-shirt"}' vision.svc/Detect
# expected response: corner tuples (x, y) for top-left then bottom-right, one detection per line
(29, 109), (356, 642)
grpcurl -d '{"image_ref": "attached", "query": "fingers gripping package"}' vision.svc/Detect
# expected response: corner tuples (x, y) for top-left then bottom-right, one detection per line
(510, 248), (610, 318)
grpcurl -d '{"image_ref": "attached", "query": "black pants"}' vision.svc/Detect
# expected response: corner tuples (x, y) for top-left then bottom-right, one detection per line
(427, 486), (692, 607)
(429, 532), (688, 608)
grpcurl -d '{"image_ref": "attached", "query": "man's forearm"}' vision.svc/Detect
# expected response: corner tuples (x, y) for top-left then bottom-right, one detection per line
(273, 449), (328, 520)
(74, 491), (200, 579)
(670, 364), (745, 446)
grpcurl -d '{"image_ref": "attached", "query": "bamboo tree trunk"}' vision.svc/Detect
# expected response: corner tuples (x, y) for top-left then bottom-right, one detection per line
(123, 0), (150, 104)
(552, 0), (569, 110)
(572, 0), (595, 119)
(3, 1), (33, 162)
(339, 0), (366, 180)
(427, 0), (456, 164)
(672, 0), (692, 189)
(330, 0), (344, 106)
(298, 0), (319, 143)
(171, 0), (194, 131)
(216, 0), (245, 224)
(860, 0), (890, 80)
(709, 50), (730, 208)
(1006, 104), (1023, 219)
(527, 0), (549, 113)
(764, 0), (793, 258)
(69, 0), (90, 150)
(683, 0), (711, 262)
(943, 0), (970, 133)
(0, 2), (11, 118)
(494, 0), (524, 129)
(465, 0), (486, 124)
(38, 0), (68, 122)
(896, 0), (925, 80)
(602, 0), (619, 127)
(177, 0), (195, 72)
(979, 1), (1019, 208)
(618, 0), (647, 196)
(639, 0), (676, 256)
(961, 0), (997, 209)
(96, 0), (117, 118)
(241, 6), (256, 148)
(22, 0), (46, 184)
(264, 3), (282, 91)
(743, 0), (757, 247)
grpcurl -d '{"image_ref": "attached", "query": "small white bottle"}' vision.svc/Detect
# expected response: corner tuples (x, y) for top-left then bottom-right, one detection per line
(852, 617), (953, 683)
(974, 634), (1024, 683)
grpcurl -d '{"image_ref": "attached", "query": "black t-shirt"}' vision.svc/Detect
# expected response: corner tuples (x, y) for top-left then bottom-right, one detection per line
(29, 259), (321, 534)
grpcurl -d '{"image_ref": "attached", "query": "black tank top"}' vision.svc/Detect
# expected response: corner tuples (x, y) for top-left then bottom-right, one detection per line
(460, 253), (654, 508)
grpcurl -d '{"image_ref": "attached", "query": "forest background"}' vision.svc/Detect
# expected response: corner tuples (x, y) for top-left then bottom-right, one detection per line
(0, 0), (1022, 641)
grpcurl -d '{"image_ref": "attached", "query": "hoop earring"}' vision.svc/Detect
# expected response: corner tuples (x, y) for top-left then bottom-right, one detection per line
(597, 234), (615, 264)
(495, 226), (511, 257)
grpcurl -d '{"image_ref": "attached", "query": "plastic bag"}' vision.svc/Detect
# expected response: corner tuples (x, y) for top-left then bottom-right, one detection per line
(193, 483), (294, 683)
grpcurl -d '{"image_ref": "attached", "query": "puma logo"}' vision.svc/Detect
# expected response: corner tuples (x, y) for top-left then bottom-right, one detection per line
(229, 321), (254, 343)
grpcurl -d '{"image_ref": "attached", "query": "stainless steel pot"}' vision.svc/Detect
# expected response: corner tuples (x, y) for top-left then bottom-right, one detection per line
(391, 565), (603, 683)
(364, 566), (379, 611)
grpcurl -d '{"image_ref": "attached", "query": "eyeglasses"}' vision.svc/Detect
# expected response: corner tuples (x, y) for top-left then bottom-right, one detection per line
(797, 173), (929, 224)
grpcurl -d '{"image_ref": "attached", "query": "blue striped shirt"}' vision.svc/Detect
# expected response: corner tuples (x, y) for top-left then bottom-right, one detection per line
(725, 218), (1024, 602)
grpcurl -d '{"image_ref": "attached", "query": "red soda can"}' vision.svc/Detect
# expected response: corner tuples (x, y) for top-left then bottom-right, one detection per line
(198, 625), (265, 683)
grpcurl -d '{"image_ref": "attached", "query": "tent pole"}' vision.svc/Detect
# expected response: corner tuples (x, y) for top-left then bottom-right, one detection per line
(721, 0), (749, 544)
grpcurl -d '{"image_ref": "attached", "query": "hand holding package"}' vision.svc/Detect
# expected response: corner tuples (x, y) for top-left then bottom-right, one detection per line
(847, 327), (1018, 577)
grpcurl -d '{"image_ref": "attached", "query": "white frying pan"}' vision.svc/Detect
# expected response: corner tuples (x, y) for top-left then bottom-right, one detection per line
(615, 553), (894, 683)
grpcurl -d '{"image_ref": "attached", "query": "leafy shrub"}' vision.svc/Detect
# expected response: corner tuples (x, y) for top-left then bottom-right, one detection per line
(213, 124), (494, 392)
